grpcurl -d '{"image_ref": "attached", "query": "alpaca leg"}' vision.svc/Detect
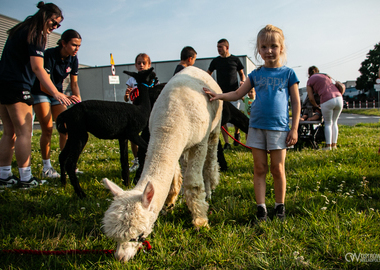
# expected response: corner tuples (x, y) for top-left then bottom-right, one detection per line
(130, 133), (147, 185)
(118, 138), (130, 186)
(129, 133), (148, 151)
(217, 139), (228, 172)
(59, 138), (70, 186)
(134, 147), (145, 184)
(134, 127), (150, 184)
(164, 162), (183, 209)
(66, 132), (88, 198)
(179, 151), (188, 178)
(183, 142), (209, 228)
(203, 130), (220, 200)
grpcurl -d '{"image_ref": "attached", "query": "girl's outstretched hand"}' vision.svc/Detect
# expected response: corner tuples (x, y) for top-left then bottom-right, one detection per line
(203, 87), (220, 101)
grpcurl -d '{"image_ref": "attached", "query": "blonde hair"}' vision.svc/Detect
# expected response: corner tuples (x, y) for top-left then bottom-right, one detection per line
(254, 24), (287, 65)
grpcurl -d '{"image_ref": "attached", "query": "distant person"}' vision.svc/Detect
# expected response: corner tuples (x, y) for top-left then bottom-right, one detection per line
(173, 46), (197, 75)
(376, 68), (380, 155)
(299, 93), (321, 121)
(242, 88), (255, 118)
(207, 38), (246, 149)
(242, 88), (256, 140)
(306, 66), (345, 150)
(378, 67), (380, 154)
(31, 29), (82, 178)
(124, 53), (154, 172)
(204, 24), (300, 222)
(0, 2), (71, 188)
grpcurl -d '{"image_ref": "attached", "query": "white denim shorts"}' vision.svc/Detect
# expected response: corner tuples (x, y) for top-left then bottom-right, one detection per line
(246, 128), (288, 150)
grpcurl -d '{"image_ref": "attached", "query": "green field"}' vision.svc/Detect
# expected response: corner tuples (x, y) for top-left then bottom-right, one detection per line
(1, 121), (379, 269)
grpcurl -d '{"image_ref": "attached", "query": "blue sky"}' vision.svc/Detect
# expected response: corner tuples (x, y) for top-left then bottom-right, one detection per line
(1, 0), (380, 87)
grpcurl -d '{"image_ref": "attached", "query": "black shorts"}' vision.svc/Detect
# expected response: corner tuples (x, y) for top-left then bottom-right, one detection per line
(0, 80), (34, 105)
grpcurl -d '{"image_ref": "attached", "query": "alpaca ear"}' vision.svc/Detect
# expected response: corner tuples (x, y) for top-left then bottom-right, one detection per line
(141, 181), (154, 209)
(123, 70), (137, 77)
(102, 178), (124, 197)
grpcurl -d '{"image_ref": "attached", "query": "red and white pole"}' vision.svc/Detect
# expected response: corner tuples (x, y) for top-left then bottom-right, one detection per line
(110, 53), (116, 75)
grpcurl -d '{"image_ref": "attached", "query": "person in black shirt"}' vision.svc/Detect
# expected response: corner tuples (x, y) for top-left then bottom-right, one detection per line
(207, 39), (246, 149)
(32, 29), (82, 179)
(173, 46), (197, 76)
(0, 2), (71, 188)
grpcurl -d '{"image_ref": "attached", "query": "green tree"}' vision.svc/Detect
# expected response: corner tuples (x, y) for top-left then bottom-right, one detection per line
(356, 42), (380, 91)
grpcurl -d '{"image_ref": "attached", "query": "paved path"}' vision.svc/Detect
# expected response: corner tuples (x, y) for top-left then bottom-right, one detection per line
(338, 113), (380, 126)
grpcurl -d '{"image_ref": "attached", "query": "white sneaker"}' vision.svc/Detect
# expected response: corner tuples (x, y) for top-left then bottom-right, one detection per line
(42, 167), (60, 178)
(129, 158), (139, 172)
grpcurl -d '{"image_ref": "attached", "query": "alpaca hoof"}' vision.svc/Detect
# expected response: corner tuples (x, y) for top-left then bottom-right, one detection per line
(76, 190), (87, 199)
(193, 218), (209, 228)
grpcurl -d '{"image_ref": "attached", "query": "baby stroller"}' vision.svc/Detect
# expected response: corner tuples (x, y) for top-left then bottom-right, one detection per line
(295, 94), (325, 150)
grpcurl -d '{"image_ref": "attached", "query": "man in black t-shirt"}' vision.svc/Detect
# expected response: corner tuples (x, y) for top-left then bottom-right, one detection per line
(207, 39), (246, 149)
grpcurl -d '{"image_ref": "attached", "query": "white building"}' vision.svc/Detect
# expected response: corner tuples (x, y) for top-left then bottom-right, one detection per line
(78, 56), (256, 102)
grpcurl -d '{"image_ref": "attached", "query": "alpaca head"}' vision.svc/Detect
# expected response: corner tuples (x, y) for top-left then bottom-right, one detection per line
(123, 67), (156, 86)
(102, 178), (155, 262)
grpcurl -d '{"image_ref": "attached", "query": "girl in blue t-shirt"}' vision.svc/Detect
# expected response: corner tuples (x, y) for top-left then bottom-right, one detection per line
(204, 24), (300, 222)
(0, 2), (72, 188)
(32, 29), (82, 179)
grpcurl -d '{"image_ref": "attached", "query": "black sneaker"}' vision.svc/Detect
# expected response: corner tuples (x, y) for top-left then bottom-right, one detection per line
(224, 143), (231, 150)
(234, 133), (241, 146)
(0, 175), (20, 188)
(19, 177), (41, 188)
(257, 206), (267, 221)
(274, 204), (286, 221)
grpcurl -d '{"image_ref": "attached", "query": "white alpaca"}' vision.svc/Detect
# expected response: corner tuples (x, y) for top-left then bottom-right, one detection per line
(102, 66), (223, 262)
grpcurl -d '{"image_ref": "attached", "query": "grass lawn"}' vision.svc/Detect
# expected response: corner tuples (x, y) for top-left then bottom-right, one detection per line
(1, 121), (380, 269)
(342, 108), (380, 116)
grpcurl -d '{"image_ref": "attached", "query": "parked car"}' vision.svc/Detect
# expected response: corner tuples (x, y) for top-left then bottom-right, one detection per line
(343, 87), (361, 100)
(343, 87), (371, 102)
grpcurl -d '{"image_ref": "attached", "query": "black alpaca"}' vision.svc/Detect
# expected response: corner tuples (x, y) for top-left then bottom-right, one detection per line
(218, 101), (249, 171)
(56, 68), (156, 198)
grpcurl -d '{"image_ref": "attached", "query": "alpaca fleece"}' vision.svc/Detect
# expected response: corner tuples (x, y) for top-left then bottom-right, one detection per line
(103, 66), (223, 262)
